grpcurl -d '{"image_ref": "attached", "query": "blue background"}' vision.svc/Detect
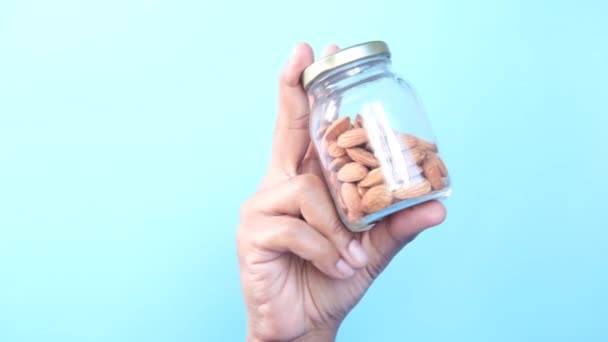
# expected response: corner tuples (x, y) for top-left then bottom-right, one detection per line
(1, 0), (607, 341)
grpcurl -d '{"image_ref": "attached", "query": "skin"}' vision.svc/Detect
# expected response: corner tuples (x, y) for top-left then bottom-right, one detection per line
(237, 42), (447, 342)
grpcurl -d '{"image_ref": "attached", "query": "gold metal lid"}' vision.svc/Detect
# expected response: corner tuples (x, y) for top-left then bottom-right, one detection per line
(301, 40), (391, 90)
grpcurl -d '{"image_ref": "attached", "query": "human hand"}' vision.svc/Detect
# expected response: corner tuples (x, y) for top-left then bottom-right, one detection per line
(237, 42), (447, 342)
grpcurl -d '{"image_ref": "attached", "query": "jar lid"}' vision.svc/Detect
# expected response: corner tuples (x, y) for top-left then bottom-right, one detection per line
(301, 40), (391, 90)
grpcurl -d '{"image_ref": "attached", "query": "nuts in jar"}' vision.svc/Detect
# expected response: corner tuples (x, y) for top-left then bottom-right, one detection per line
(303, 41), (452, 232)
(318, 115), (449, 226)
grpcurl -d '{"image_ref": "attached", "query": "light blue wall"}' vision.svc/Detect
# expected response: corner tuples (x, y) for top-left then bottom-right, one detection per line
(1, 1), (606, 341)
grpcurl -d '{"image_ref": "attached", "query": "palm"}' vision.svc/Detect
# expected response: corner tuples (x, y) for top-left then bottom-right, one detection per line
(246, 250), (370, 340)
(243, 154), (400, 340)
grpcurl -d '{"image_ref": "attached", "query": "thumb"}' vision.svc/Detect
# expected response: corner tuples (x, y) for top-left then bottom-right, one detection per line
(269, 43), (315, 177)
(365, 201), (447, 277)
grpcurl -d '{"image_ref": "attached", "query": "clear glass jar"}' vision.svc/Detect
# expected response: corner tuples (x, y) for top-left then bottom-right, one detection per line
(302, 41), (452, 232)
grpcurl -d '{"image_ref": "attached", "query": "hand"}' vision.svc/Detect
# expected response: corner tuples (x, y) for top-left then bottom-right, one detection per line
(237, 42), (447, 342)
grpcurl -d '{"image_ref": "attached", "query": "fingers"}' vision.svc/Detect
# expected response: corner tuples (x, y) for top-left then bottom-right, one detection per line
(269, 43), (340, 178)
(270, 43), (315, 176)
(244, 216), (356, 279)
(243, 174), (369, 269)
(386, 200), (447, 242)
(364, 201), (447, 277)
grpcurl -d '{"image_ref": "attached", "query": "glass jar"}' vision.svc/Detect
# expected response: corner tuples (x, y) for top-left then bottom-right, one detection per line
(302, 41), (452, 232)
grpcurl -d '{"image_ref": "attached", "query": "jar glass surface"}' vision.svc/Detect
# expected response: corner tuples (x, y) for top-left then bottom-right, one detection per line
(308, 55), (451, 232)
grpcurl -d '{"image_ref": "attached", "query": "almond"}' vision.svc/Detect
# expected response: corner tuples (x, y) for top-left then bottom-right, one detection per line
(359, 168), (384, 187)
(327, 141), (346, 157)
(414, 136), (437, 152)
(346, 148), (379, 168)
(403, 147), (426, 165)
(418, 139), (438, 153)
(393, 179), (432, 200)
(323, 117), (352, 141)
(337, 162), (368, 182)
(354, 114), (364, 128)
(422, 158), (445, 190)
(401, 134), (438, 152)
(361, 185), (393, 213)
(427, 153), (448, 177)
(437, 157), (448, 177)
(337, 192), (347, 210)
(328, 156), (350, 172)
(401, 134), (418, 149)
(337, 128), (368, 148)
(341, 183), (361, 214)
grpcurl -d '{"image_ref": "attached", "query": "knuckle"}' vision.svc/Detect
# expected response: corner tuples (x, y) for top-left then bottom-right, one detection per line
(274, 220), (299, 245)
(235, 225), (252, 260)
(239, 196), (257, 219)
(248, 219), (297, 249)
(327, 216), (352, 245)
(248, 227), (268, 247)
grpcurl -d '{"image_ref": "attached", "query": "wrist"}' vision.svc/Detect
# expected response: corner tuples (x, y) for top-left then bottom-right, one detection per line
(247, 329), (338, 342)
(293, 329), (337, 342)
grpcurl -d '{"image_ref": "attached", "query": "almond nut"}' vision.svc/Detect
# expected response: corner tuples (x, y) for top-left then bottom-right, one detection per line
(337, 128), (368, 148)
(437, 157), (448, 177)
(403, 147), (426, 165)
(328, 156), (350, 172)
(341, 182), (361, 214)
(427, 153), (448, 177)
(401, 134), (418, 149)
(361, 185), (393, 213)
(336, 192), (347, 210)
(323, 117), (352, 141)
(415, 136), (437, 152)
(346, 148), (379, 168)
(393, 179), (432, 200)
(354, 114), (364, 128)
(422, 159), (445, 190)
(402, 134), (437, 152)
(327, 141), (346, 157)
(358, 168), (384, 187)
(337, 162), (368, 182)
(418, 139), (438, 153)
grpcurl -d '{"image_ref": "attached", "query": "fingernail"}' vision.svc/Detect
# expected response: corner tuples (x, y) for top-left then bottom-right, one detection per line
(348, 240), (368, 266)
(336, 259), (355, 277)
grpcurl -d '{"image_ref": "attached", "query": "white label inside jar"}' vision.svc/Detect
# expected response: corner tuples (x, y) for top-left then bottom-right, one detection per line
(361, 102), (410, 191)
